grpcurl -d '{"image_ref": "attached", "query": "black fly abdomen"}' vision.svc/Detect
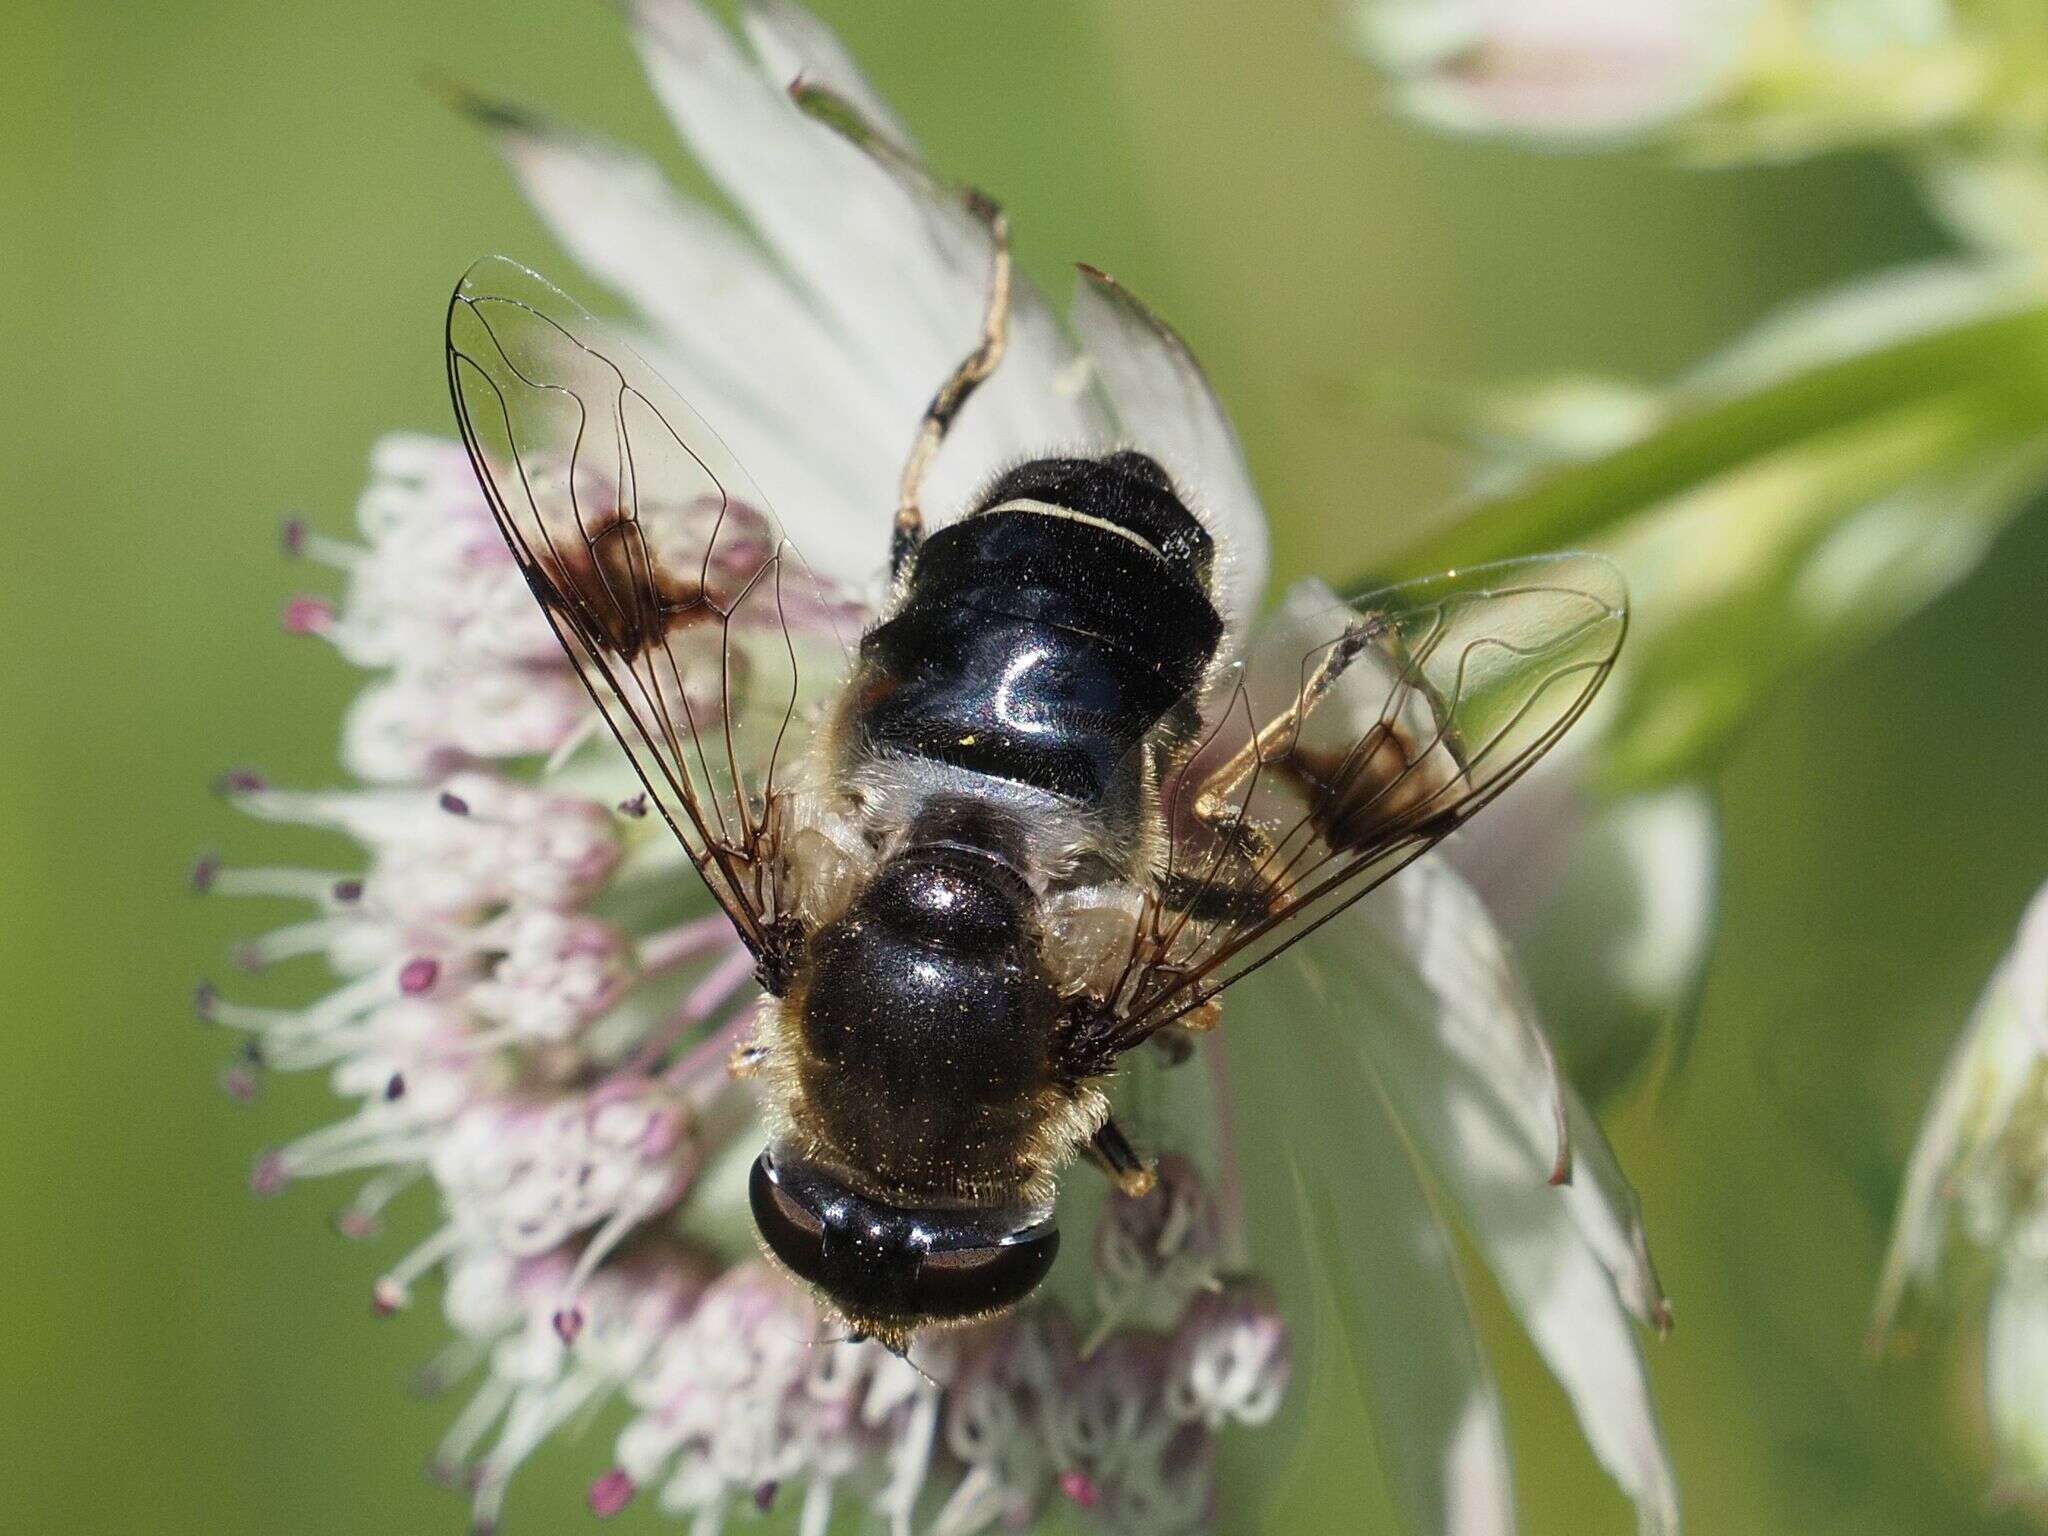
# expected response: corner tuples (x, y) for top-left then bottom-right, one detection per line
(851, 452), (1224, 803)
(797, 840), (1059, 1198)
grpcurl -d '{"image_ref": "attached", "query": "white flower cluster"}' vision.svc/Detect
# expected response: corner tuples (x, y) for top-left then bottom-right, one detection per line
(286, 435), (589, 783)
(599, 1255), (1283, 1535)
(214, 196), (1286, 1536)
(207, 425), (1285, 1533)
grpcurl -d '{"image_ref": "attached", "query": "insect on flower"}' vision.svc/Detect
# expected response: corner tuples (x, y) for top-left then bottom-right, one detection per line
(443, 84), (1626, 1357)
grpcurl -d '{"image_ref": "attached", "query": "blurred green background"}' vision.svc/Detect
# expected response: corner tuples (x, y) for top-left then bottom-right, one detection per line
(7, 1), (2048, 1532)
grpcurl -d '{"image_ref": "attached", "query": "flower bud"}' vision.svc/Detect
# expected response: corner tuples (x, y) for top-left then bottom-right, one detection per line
(1351, 0), (1752, 144)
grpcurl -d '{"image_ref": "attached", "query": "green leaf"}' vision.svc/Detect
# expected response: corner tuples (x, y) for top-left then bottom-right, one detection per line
(1600, 398), (2048, 789)
(1385, 303), (2048, 580)
(1381, 301), (2048, 789)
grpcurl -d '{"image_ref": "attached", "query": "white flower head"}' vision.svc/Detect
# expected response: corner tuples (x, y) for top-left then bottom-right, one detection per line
(1166, 1283), (1290, 1431)
(287, 434), (587, 782)
(1091, 1154), (1225, 1339)
(201, 4), (1677, 1532)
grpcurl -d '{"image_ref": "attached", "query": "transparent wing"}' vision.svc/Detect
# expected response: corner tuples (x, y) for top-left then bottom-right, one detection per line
(1103, 554), (1625, 1049)
(446, 257), (859, 955)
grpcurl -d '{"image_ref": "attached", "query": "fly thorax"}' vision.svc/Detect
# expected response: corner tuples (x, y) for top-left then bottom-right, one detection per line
(841, 451), (1224, 816)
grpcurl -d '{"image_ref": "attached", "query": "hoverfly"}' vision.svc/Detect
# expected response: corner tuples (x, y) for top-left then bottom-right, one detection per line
(446, 156), (1624, 1355)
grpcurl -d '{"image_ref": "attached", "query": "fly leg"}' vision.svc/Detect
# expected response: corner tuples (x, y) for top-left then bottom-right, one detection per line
(1084, 1117), (1157, 1198)
(1181, 615), (1391, 907)
(1191, 615), (1386, 832)
(891, 192), (1012, 581)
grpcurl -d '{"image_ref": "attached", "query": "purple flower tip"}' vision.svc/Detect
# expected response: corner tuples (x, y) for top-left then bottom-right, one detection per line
(384, 1072), (407, 1101)
(1058, 1470), (1101, 1509)
(335, 1208), (379, 1241)
(617, 793), (648, 818)
(753, 1482), (779, 1513)
(588, 1469), (636, 1517)
(279, 517), (306, 557)
(193, 980), (218, 1020)
(438, 791), (471, 815)
(332, 878), (364, 903)
(553, 1306), (584, 1345)
(220, 1063), (261, 1103)
(189, 853), (221, 893)
(398, 957), (440, 995)
(372, 1278), (407, 1316)
(232, 943), (267, 974)
(215, 769), (266, 796)
(280, 595), (335, 636)
(249, 1151), (290, 1198)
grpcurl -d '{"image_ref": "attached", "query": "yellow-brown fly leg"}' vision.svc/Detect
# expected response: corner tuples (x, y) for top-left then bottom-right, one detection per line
(1192, 615), (1387, 833)
(1084, 1117), (1157, 1198)
(891, 192), (1013, 579)
(1140, 632), (1393, 1042)
(1180, 617), (1385, 915)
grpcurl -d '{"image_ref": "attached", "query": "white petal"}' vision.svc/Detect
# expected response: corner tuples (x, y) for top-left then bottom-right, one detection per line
(488, 116), (895, 583)
(625, 0), (1109, 521)
(628, 0), (969, 371)
(1561, 1087), (1671, 1333)
(1875, 884), (2048, 1334)
(1444, 1127), (1680, 1536)
(740, 0), (916, 152)
(1285, 862), (1679, 1531)
(1871, 1002), (1981, 1333)
(737, 12), (1115, 503)
(1070, 266), (1270, 638)
(491, 120), (868, 436)
(1379, 857), (1574, 1183)
(759, 36), (1125, 501)
(1686, 258), (2037, 397)
(1466, 780), (1720, 1095)
(1384, 860), (1670, 1327)
(1988, 1259), (2048, 1489)
(1264, 992), (1516, 1536)
(2009, 879), (2048, 1053)
(1592, 788), (1717, 1027)
(1442, 743), (1594, 937)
